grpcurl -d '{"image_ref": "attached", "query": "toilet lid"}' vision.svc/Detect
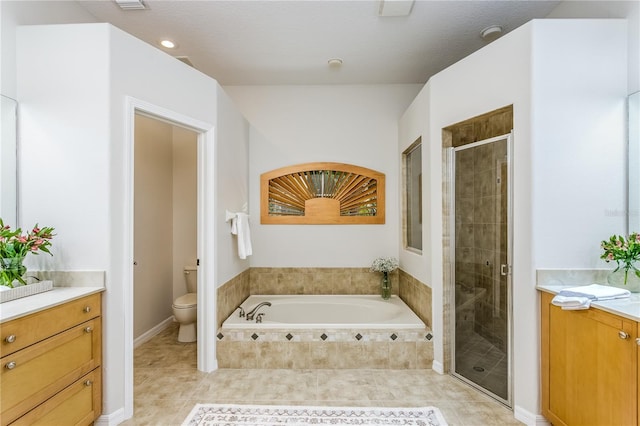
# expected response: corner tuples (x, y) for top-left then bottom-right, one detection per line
(174, 293), (197, 308)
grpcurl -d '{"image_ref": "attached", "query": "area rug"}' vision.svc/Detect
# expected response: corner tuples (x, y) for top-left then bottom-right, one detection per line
(181, 404), (448, 426)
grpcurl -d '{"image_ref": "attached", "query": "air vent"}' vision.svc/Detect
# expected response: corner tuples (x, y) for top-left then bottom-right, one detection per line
(114, 0), (146, 10)
(378, 0), (414, 17)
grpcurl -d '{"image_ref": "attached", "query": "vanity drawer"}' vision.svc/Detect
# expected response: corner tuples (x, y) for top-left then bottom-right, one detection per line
(9, 368), (101, 426)
(0, 317), (101, 426)
(1, 293), (101, 357)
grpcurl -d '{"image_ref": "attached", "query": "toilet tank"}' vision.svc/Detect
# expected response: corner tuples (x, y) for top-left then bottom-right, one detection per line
(184, 266), (197, 293)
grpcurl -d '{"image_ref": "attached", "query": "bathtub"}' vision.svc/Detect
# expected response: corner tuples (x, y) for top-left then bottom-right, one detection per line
(222, 294), (425, 329)
(217, 295), (433, 369)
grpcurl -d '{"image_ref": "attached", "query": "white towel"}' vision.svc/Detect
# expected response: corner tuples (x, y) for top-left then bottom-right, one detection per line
(558, 284), (631, 301)
(551, 295), (591, 310)
(230, 213), (252, 260)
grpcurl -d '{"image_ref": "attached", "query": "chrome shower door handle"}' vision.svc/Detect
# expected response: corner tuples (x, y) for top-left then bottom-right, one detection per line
(500, 264), (510, 276)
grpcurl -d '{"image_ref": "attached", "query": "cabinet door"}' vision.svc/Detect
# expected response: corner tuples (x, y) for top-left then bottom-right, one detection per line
(0, 318), (101, 425)
(10, 368), (101, 426)
(544, 292), (637, 426)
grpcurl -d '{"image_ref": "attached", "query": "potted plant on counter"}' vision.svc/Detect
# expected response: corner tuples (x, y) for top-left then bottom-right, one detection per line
(0, 218), (55, 288)
(600, 232), (640, 292)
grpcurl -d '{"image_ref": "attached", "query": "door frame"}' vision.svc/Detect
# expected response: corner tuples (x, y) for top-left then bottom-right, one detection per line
(123, 96), (217, 419)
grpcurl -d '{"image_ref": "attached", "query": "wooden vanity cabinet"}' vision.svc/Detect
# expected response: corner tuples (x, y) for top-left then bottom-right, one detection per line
(541, 292), (639, 426)
(0, 293), (102, 426)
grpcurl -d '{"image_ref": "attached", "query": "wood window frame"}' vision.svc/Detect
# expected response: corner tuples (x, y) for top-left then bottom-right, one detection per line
(260, 162), (385, 224)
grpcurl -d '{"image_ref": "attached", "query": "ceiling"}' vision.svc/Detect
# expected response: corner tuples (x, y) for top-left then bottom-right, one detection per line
(76, 0), (562, 85)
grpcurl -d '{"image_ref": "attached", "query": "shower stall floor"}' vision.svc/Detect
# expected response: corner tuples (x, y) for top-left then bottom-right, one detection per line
(454, 330), (508, 401)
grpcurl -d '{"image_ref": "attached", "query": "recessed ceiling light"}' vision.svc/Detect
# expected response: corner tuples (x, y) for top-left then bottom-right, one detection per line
(160, 39), (176, 49)
(480, 25), (503, 42)
(328, 58), (343, 67)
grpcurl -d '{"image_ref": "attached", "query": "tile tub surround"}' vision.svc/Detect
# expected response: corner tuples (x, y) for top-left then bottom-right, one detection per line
(398, 270), (432, 328)
(216, 268), (434, 369)
(216, 328), (434, 369)
(249, 267), (399, 296)
(218, 268), (432, 330)
(216, 269), (250, 328)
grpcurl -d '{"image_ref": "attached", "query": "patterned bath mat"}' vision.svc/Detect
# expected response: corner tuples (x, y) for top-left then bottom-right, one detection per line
(181, 404), (448, 426)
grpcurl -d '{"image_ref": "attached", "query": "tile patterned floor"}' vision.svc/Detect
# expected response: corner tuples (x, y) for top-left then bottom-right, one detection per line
(122, 324), (522, 425)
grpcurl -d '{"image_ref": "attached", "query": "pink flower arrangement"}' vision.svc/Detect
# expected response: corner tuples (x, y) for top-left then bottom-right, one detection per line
(600, 232), (640, 285)
(0, 218), (54, 287)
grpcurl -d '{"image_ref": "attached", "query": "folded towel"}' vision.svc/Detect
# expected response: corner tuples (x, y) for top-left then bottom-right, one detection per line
(558, 284), (630, 301)
(551, 295), (591, 310)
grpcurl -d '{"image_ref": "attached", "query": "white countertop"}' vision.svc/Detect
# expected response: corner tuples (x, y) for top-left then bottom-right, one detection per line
(0, 286), (104, 323)
(537, 284), (640, 322)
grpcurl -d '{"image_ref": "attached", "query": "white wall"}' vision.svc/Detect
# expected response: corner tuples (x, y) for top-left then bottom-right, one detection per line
(224, 85), (421, 267)
(421, 19), (627, 424)
(215, 88), (251, 283)
(548, 0), (639, 94)
(398, 84), (431, 284)
(428, 25), (534, 417)
(531, 20), (628, 267)
(17, 23), (250, 424)
(1, 1), (97, 98)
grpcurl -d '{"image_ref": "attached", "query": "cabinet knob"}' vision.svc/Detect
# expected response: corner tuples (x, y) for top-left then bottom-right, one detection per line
(636, 338), (640, 346)
(5, 361), (16, 370)
(84, 380), (93, 387)
(618, 331), (630, 340)
(83, 306), (91, 313)
(4, 335), (16, 343)
(84, 326), (93, 333)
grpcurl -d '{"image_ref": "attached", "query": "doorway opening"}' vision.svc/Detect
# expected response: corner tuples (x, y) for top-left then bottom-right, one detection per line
(124, 97), (217, 421)
(133, 113), (198, 347)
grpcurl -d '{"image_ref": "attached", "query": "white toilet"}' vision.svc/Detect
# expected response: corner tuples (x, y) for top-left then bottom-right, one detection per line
(172, 265), (198, 342)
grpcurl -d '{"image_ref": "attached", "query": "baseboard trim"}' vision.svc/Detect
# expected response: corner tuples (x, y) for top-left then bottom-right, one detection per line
(514, 405), (551, 426)
(95, 407), (126, 426)
(432, 359), (444, 374)
(134, 316), (174, 348)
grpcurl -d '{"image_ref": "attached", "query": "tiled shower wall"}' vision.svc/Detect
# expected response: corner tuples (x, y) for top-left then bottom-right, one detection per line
(216, 267), (432, 328)
(454, 142), (508, 353)
(442, 105), (514, 367)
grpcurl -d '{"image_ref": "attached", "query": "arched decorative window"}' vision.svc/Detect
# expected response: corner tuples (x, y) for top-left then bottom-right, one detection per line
(260, 162), (385, 224)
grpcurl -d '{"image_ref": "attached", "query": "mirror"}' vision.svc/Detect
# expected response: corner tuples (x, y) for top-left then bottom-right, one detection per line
(1, 95), (18, 227)
(629, 91), (640, 232)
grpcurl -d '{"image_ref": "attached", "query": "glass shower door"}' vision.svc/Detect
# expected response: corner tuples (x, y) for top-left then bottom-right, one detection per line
(451, 134), (512, 406)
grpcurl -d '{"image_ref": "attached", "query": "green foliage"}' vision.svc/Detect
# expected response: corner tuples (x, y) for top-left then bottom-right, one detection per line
(0, 218), (55, 287)
(600, 232), (640, 285)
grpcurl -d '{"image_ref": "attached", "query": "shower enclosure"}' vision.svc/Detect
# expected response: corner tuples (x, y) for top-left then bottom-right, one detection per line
(449, 134), (512, 406)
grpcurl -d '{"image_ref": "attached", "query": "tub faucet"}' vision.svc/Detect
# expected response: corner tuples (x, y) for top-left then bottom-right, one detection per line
(238, 307), (245, 318)
(246, 302), (271, 321)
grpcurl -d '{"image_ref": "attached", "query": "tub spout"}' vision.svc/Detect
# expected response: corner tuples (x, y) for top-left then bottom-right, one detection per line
(246, 302), (271, 321)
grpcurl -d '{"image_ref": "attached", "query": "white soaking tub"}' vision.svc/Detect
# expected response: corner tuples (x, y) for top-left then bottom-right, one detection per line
(222, 294), (425, 329)
(217, 295), (433, 369)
